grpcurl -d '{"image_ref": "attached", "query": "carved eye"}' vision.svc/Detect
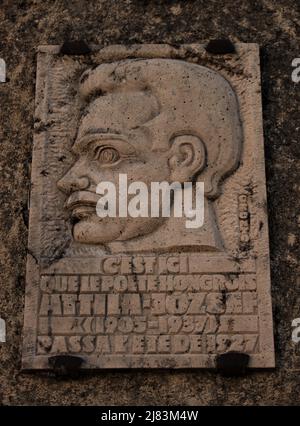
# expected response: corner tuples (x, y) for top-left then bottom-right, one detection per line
(94, 147), (120, 164)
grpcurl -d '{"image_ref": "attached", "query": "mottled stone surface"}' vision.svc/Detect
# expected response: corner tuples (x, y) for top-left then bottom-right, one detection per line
(0, 0), (299, 405)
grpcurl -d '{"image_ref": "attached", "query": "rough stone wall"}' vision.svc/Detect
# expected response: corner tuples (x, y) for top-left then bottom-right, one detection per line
(0, 0), (299, 405)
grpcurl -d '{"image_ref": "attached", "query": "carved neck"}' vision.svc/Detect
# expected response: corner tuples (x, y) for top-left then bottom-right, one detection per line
(108, 197), (223, 253)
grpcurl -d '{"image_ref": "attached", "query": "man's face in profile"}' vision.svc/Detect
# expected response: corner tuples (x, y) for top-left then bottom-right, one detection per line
(57, 91), (172, 244)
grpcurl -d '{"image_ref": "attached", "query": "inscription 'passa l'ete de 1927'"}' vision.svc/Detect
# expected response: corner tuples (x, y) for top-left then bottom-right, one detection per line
(23, 44), (274, 369)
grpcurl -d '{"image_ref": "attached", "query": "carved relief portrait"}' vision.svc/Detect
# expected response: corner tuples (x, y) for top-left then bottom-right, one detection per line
(57, 59), (242, 253)
(23, 45), (274, 370)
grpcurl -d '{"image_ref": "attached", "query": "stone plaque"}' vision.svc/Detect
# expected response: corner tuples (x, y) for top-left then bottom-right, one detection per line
(22, 44), (274, 369)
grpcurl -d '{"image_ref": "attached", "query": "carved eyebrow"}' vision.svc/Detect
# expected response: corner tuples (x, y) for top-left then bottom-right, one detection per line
(72, 132), (136, 155)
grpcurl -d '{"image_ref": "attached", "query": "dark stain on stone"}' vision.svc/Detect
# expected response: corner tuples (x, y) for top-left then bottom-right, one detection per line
(205, 39), (236, 55)
(48, 355), (84, 376)
(221, 288), (227, 305)
(21, 204), (29, 228)
(216, 351), (250, 376)
(60, 40), (91, 55)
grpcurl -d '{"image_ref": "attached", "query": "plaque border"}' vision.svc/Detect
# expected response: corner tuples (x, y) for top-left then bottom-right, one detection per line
(22, 43), (275, 370)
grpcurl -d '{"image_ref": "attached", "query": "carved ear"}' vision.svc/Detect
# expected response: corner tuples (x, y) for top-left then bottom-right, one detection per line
(168, 135), (206, 182)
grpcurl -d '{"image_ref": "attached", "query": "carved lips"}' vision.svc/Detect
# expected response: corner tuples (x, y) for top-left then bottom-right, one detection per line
(65, 191), (99, 220)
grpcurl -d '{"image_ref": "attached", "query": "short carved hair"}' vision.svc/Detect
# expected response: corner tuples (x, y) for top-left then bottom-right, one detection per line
(78, 59), (243, 199)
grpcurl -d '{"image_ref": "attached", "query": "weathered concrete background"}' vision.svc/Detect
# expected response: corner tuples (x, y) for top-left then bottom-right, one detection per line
(0, 0), (299, 405)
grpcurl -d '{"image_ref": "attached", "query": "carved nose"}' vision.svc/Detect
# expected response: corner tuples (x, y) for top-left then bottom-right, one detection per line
(57, 169), (90, 194)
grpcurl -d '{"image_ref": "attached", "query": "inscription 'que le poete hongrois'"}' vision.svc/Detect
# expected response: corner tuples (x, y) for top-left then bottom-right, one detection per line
(23, 43), (274, 369)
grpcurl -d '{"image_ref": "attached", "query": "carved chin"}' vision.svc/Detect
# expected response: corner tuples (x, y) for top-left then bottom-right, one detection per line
(72, 216), (166, 244)
(72, 218), (123, 244)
